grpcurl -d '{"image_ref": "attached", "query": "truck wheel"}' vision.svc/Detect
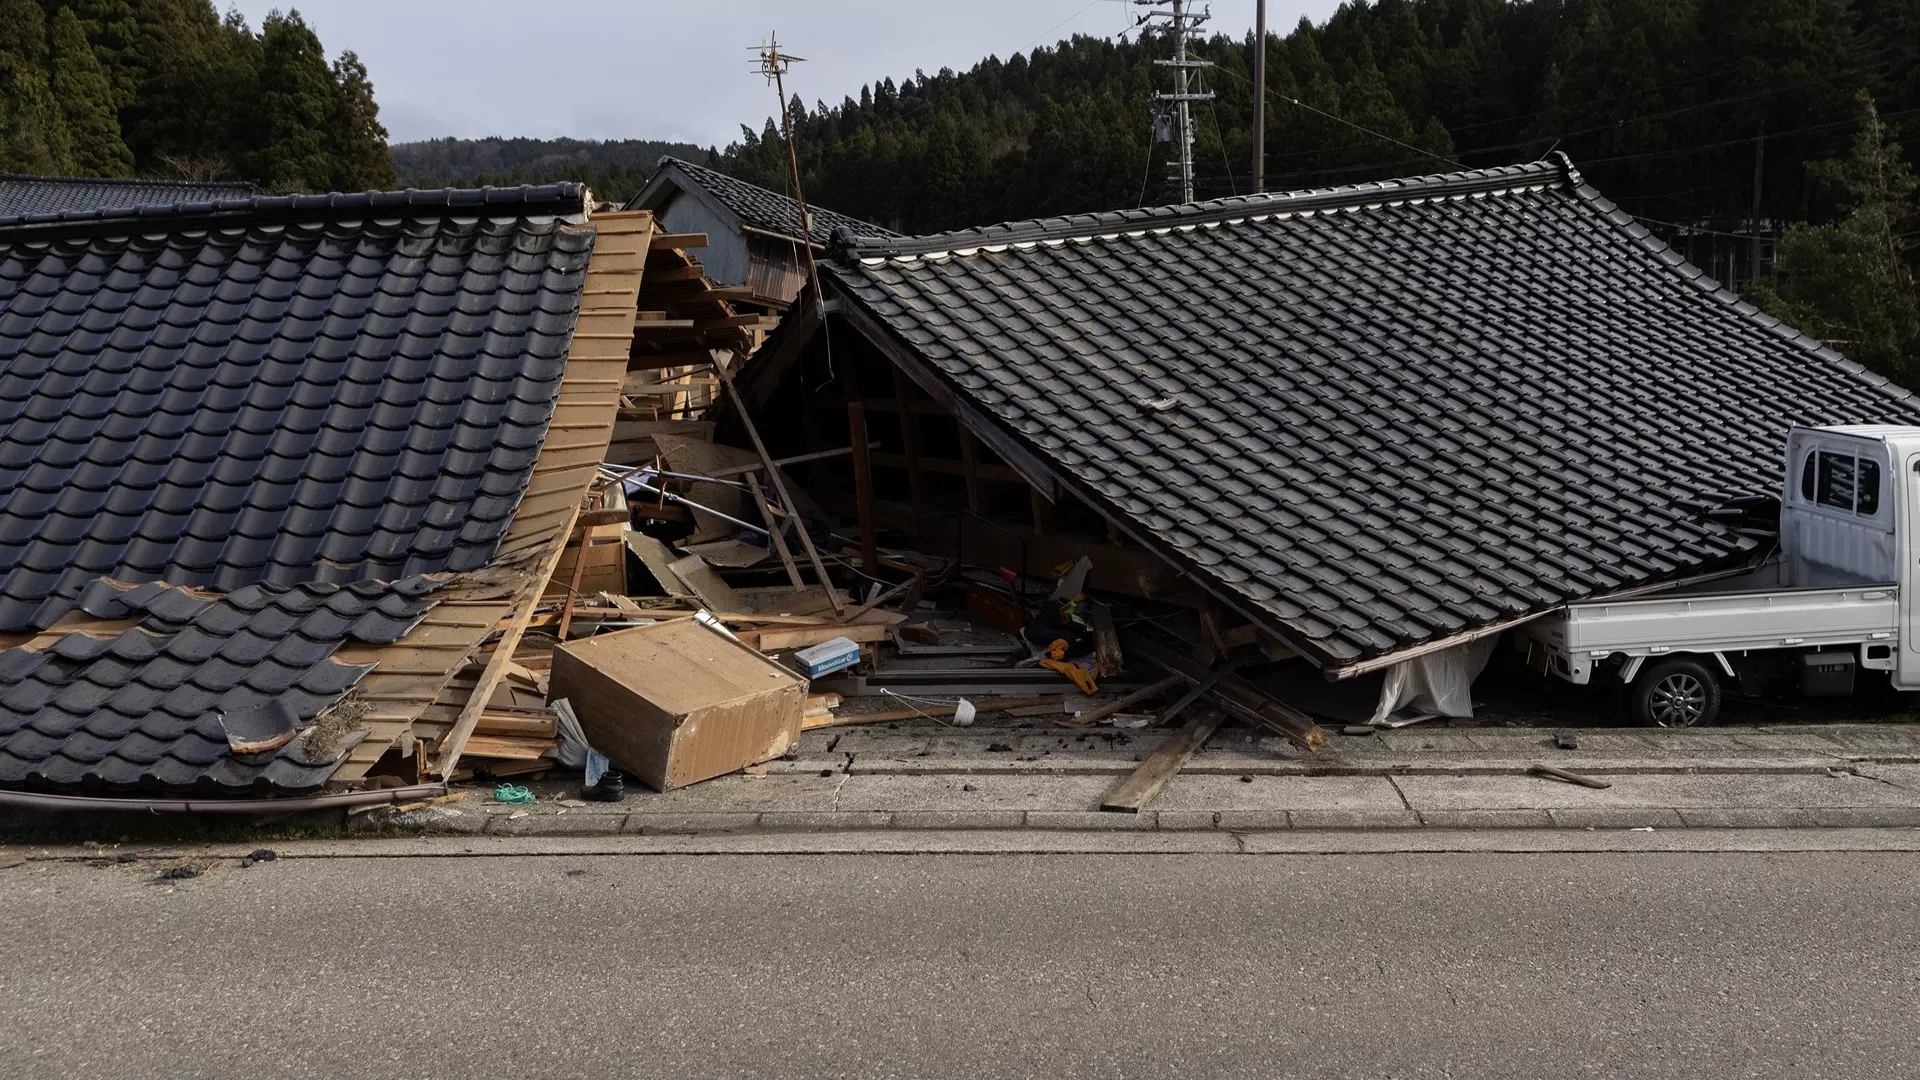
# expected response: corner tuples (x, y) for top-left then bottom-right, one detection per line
(1628, 658), (1720, 727)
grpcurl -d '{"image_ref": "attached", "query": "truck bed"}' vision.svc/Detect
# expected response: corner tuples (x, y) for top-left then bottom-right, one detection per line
(1526, 564), (1898, 684)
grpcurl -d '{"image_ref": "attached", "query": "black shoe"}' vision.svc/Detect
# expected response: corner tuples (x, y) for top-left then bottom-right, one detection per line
(582, 771), (626, 802)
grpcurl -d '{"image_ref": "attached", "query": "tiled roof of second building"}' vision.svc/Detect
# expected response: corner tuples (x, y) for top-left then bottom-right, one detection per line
(644, 157), (896, 245)
(0, 173), (259, 218)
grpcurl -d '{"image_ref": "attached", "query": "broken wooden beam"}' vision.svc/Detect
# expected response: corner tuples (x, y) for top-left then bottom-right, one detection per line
(1125, 636), (1326, 751)
(1100, 708), (1225, 813)
(1062, 675), (1185, 728)
(800, 694), (1063, 730)
(650, 231), (708, 249)
(1530, 763), (1612, 789)
(433, 505), (580, 777)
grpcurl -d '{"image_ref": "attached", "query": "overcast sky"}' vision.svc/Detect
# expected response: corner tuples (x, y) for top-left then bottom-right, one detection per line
(225, 1), (1341, 147)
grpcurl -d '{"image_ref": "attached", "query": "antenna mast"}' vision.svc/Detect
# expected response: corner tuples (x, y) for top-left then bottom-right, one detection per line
(1137, 0), (1213, 204)
(755, 34), (826, 304)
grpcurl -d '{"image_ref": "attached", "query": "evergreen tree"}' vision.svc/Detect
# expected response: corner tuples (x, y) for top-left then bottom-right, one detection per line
(0, 0), (73, 173)
(1757, 93), (1920, 379)
(118, 0), (233, 170)
(48, 5), (133, 177)
(61, 0), (142, 110)
(328, 50), (394, 190)
(252, 10), (338, 193)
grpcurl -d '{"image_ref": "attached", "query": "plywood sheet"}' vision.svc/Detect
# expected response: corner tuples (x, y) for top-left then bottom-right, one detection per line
(669, 555), (746, 612)
(626, 530), (694, 596)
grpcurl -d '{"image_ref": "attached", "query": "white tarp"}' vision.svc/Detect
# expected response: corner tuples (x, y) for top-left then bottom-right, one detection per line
(1367, 635), (1499, 725)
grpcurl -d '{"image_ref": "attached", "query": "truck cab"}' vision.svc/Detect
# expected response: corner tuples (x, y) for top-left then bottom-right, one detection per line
(1520, 425), (1920, 726)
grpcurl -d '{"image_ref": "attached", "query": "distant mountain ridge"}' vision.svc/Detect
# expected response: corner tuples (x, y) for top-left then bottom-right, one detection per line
(391, 137), (712, 202)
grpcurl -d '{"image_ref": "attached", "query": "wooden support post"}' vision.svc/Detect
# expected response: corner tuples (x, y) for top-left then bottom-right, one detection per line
(1089, 601), (1124, 679)
(892, 367), (927, 507)
(746, 471), (807, 591)
(959, 427), (983, 512)
(555, 517), (592, 642)
(1030, 485), (1055, 535)
(1101, 707), (1225, 813)
(847, 401), (879, 573)
(433, 505), (581, 777)
(718, 361), (848, 617)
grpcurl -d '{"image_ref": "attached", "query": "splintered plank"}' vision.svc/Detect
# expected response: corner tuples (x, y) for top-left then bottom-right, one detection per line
(1099, 709), (1225, 814)
(475, 713), (559, 739)
(433, 506), (581, 776)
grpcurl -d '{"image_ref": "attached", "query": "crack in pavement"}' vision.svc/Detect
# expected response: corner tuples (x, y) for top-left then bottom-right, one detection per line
(1386, 774), (1417, 812)
(1837, 764), (1914, 791)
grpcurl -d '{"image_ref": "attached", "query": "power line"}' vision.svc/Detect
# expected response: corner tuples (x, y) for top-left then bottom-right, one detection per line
(1205, 99), (1238, 197)
(1438, 46), (1903, 138)
(1630, 214), (1779, 239)
(1215, 49), (1910, 177)
(1577, 106), (1920, 166)
(1267, 92), (1464, 169)
(1021, 0), (1118, 52)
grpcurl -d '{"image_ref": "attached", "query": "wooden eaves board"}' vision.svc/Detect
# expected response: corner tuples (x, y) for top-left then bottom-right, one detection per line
(329, 211), (653, 783)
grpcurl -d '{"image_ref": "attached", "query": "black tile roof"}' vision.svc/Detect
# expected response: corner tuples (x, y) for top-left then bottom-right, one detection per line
(0, 184), (595, 633)
(0, 173), (259, 218)
(822, 156), (1920, 671)
(637, 157), (895, 246)
(0, 576), (439, 793)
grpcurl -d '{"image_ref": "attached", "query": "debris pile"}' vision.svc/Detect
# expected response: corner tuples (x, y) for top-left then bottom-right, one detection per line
(476, 406), (1335, 812)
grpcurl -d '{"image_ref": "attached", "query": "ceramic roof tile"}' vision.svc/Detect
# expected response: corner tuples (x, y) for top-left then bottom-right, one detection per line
(0, 577), (437, 794)
(821, 157), (1920, 669)
(0, 184), (595, 632)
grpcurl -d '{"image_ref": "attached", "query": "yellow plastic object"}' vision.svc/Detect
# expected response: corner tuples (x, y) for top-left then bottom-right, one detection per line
(1040, 657), (1100, 695)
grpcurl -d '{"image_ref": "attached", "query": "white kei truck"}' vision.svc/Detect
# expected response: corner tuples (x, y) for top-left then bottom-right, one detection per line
(1521, 425), (1920, 727)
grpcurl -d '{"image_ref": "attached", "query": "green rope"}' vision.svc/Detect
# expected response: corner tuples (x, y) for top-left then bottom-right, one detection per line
(492, 783), (535, 804)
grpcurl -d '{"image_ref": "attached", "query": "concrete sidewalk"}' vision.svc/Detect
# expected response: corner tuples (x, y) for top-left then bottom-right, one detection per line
(360, 718), (1920, 836)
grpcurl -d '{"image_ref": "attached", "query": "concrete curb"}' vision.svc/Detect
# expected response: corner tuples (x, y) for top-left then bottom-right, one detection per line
(385, 803), (1920, 837)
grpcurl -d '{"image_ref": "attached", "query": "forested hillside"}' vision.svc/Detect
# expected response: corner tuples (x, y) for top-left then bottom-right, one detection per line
(722, 0), (1910, 232)
(717, 0), (1919, 374)
(391, 137), (711, 203)
(0, 0), (393, 193)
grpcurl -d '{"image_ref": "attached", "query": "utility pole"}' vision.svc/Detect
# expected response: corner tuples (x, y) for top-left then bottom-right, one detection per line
(1252, 0), (1266, 192)
(1138, 0), (1213, 204)
(1749, 124), (1765, 287)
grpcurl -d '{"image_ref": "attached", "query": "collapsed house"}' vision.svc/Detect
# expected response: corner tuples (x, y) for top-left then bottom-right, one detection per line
(0, 182), (757, 800)
(6, 154), (1918, 809)
(732, 156), (1920, 710)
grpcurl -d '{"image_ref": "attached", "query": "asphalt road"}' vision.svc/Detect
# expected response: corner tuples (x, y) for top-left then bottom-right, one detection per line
(3, 849), (1916, 1079)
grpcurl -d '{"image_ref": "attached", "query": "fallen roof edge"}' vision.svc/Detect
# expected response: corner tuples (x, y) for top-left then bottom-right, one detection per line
(831, 158), (1573, 262)
(0, 182), (590, 241)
